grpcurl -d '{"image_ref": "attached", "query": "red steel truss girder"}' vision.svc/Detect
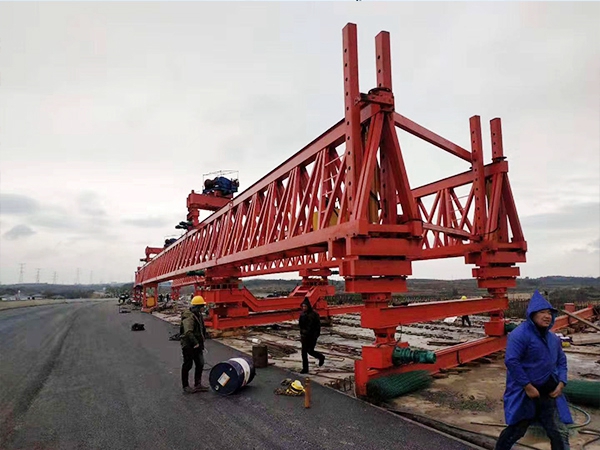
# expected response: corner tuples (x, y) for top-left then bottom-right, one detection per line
(171, 276), (204, 288)
(135, 112), (524, 285)
(136, 23), (526, 293)
(134, 22), (530, 399)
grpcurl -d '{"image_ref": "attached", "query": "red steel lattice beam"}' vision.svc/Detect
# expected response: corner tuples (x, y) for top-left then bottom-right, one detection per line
(134, 23), (529, 396)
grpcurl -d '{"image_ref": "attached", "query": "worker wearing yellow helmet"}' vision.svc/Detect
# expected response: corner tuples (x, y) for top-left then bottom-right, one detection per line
(460, 295), (472, 327)
(180, 295), (208, 394)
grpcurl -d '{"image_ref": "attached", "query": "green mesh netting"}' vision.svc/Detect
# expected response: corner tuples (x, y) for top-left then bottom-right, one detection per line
(367, 370), (432, 401)
(392, 347), (437, 365)
(563, 379), (600, 408)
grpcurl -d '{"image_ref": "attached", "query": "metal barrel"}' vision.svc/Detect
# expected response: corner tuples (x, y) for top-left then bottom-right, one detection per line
(209, 356), (256, 396)
(252, 344), (268, 368)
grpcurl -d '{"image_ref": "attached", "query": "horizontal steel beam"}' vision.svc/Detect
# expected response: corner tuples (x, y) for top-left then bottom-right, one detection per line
(207, 304), (364, 329)
(412, 161), (508, 199)
(394, 113), (471, 162)
(552, 307), (596, 331)
(361, 297), (508, 329)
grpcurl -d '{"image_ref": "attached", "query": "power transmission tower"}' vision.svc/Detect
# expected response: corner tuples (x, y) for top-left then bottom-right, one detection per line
(53, 271), (57, 284)
(19, 263), (25, 284)
(36, 268), (41, 283)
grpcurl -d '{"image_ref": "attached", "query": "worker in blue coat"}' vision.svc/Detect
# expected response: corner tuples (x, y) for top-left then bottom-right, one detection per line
(495, 290), (572, 450)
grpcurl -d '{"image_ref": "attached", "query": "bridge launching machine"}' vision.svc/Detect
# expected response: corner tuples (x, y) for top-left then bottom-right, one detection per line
(134, 23), (530, 396)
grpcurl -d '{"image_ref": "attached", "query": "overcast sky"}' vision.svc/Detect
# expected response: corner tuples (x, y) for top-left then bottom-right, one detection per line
(1, 2), (598, 285)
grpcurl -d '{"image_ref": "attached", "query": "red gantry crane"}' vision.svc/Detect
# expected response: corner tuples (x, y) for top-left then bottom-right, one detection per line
(134, 24), (529, 396)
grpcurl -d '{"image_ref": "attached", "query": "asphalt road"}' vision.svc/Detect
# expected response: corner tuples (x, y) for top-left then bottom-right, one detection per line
(0, 301), (480, 450)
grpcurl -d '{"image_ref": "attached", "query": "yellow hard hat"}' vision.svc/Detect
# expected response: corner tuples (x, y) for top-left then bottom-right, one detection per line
(191, 295), (206, 306)
(461, 296), (467, 300)
(290, 380), (304, 392)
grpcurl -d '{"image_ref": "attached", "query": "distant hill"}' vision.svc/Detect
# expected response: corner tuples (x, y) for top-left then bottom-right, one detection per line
(2, 277), (598, 302)
(0, 283), (127, 299)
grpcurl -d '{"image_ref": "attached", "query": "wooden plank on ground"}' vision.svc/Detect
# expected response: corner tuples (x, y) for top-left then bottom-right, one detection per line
(570, 334), (600, 346)
(427, 340), (465, 346)
(563, 346), (600, 356)
(560, 309), (600, 332)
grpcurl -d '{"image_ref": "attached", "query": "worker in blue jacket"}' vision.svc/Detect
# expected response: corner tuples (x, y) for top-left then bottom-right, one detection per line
(495, 290), (572, 450)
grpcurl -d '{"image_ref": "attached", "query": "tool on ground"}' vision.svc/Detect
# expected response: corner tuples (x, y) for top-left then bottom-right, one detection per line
(274, 378), (305, 396)
(131, 323), (145, 331)
(304, 377), (311, 408)
(209, 356), (255, 396)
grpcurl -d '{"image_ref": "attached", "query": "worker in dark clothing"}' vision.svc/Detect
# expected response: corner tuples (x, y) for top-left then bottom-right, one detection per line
(299, 298), (325, 374)
(180, 295), (209, 394)
(495, 290), (571, 450)
(460, 295), (472, 327)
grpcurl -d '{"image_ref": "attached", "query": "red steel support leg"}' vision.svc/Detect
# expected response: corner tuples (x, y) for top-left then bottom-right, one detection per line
(470, 116), (487, 237)
(142, 284), (158, 312)
(355, 293), (396, 397)
(133, 285), (143, 305)
(342, 23), (362, 216)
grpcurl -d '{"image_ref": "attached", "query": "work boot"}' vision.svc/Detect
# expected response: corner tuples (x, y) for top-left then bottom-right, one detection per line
(194, 384), (209, 392)
(319, 355), (325, 367)
(182, 386), (196, 394)
(300, 369), (309, 374)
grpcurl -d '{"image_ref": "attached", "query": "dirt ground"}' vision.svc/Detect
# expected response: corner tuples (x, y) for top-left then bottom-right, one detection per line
(153, 306), (600, 450)
(394, 355), (600, 450)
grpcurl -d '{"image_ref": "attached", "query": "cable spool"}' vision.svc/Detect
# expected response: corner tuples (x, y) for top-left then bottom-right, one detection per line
(209, 356), (256, 396)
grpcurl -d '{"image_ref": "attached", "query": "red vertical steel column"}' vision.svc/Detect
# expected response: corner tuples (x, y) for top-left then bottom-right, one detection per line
(470, 116), (487, 237)
(375, 31), (392, 89)
(343, 23), (362, 216)
(375, 31), (397, 226)
(486, 118), (506, 241)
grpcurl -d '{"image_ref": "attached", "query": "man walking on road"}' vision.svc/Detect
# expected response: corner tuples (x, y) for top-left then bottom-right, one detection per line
(495, 290), (572, 450)
(299, 297), (325, 374)
(180, 295), (209, 394)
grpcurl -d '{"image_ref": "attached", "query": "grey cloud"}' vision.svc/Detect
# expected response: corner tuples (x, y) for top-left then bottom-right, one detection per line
(3, 224), (36, 240)
(521, 202), (600, 231)
(29, 206), (77, 229)
(122, 217), (174, 228)
(570, 238), (600, 255)
(0, 193), (41, 215)
(77, 191), (107, 216)
(2, 192), (114, 237)
(63, 232), (120, 245)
